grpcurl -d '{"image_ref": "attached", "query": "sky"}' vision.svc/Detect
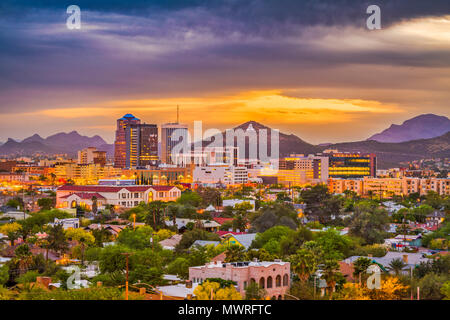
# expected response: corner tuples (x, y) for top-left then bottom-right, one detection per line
(0, 0), (449, 144)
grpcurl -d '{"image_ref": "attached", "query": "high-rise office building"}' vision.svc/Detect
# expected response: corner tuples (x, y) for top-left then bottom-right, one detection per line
(125, 123), (158, 168)
(323, 150), (376, 179)
(114, 114), (141, 168)
(78, 147), (106, 166)
(161, 123), (189, 165)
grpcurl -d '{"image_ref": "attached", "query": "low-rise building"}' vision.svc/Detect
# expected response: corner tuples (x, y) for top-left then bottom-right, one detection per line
(326, 177), (449, 197)
(56, 185), (181, 209)
(48, 218), (80, 229)
(189, 260), (290, 299)
(193, 165), (248, 186)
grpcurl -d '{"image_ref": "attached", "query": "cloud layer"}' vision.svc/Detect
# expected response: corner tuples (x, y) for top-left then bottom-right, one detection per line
(0, 1), (449, 144)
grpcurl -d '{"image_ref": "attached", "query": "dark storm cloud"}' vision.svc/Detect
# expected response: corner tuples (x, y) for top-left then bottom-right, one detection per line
(1, 0), (450, 31)
(0, 0), (449, 123)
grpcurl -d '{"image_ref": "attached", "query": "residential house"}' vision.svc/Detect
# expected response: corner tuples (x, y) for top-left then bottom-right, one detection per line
(166, 218), (221, 233)
(159, 234), (183, 250)
(343, 252), (430, 275)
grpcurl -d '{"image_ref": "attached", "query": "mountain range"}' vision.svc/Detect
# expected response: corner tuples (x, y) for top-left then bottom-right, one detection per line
(368, 114), (450, 143)
(0, 114), (448, 168)
(0, 131), (113, 157)
(199, 119), (449, 169)
(324, 132), (450, 169)
(198, 120), (321, 157)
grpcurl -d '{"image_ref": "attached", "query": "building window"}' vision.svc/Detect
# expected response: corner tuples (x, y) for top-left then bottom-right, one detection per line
(276, 275), (281, 287)
(283, 274), (289, 286)
(267, 276), (273, 288)
(259, 277), (265, 289)
(243, 281), (247, 289)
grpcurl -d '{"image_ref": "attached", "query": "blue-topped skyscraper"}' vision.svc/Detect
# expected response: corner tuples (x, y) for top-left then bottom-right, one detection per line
(114, 114), (140, 168)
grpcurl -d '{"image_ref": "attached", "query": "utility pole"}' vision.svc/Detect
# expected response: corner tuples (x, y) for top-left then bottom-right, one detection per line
(410, 266), (413, 300)
(404, 210), (407, 244)
(22, 186), (25, 219)
(313, 275), (316, 300)
(122, 253), (132, 300)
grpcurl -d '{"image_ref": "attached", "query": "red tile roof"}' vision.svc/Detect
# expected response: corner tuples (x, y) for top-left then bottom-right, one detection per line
(58, 185), (125, 192)
(60, 192), (106, 200)
(213, 217), (233, 225)
(57, 185), (178, 193)
(216, 231), (247, 237)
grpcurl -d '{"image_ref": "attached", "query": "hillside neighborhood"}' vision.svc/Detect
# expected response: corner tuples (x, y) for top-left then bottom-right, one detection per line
(0, 181), (449, 300)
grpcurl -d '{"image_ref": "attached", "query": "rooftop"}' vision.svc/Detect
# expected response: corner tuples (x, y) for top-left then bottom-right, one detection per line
(57, 185), (178, 193)
(344, 252), (430, 269)
(190, 260), (289, 269)
(156, 283), (198, 298)
(119, 113), (140, 121)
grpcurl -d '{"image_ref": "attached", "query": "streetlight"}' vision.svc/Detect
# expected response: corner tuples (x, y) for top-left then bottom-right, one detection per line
(132, 214), (136, 230)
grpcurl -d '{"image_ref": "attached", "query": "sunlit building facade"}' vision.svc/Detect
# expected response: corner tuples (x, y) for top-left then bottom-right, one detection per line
(121, 166), (193, 185)
(78, 147), (106, 166)
(54, 164), (122, 185)
(161, 123), (189, 165)
(114, 114), (141, 168)
(324, 151), (376, 179)
(125, 123), (159, 168)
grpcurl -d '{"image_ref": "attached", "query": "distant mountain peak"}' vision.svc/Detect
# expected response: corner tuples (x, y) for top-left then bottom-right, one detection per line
(235, 120), (270, 131)
(368, 113), (450, 143)
(199, 120), (319, 157)
(0, 131), (111, 157)
(22, 133), (44, 143)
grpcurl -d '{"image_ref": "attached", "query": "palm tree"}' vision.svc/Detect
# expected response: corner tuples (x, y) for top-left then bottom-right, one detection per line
(91, 196), (98, 215)
(352, 257), (373, 284)
(322, 258), (340, 299)
(50, 173), (56, 186)
(290, 248), (318, 282)
(6, 231), (20, 247)
(14, 244), (33, 275)
(388, 258), (406, 276)
(224, 245), (246, 263)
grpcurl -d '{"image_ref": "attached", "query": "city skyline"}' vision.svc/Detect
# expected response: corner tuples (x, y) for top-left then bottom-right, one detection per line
(0, 1), (449, 144)
(0, 112), (448, 146)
